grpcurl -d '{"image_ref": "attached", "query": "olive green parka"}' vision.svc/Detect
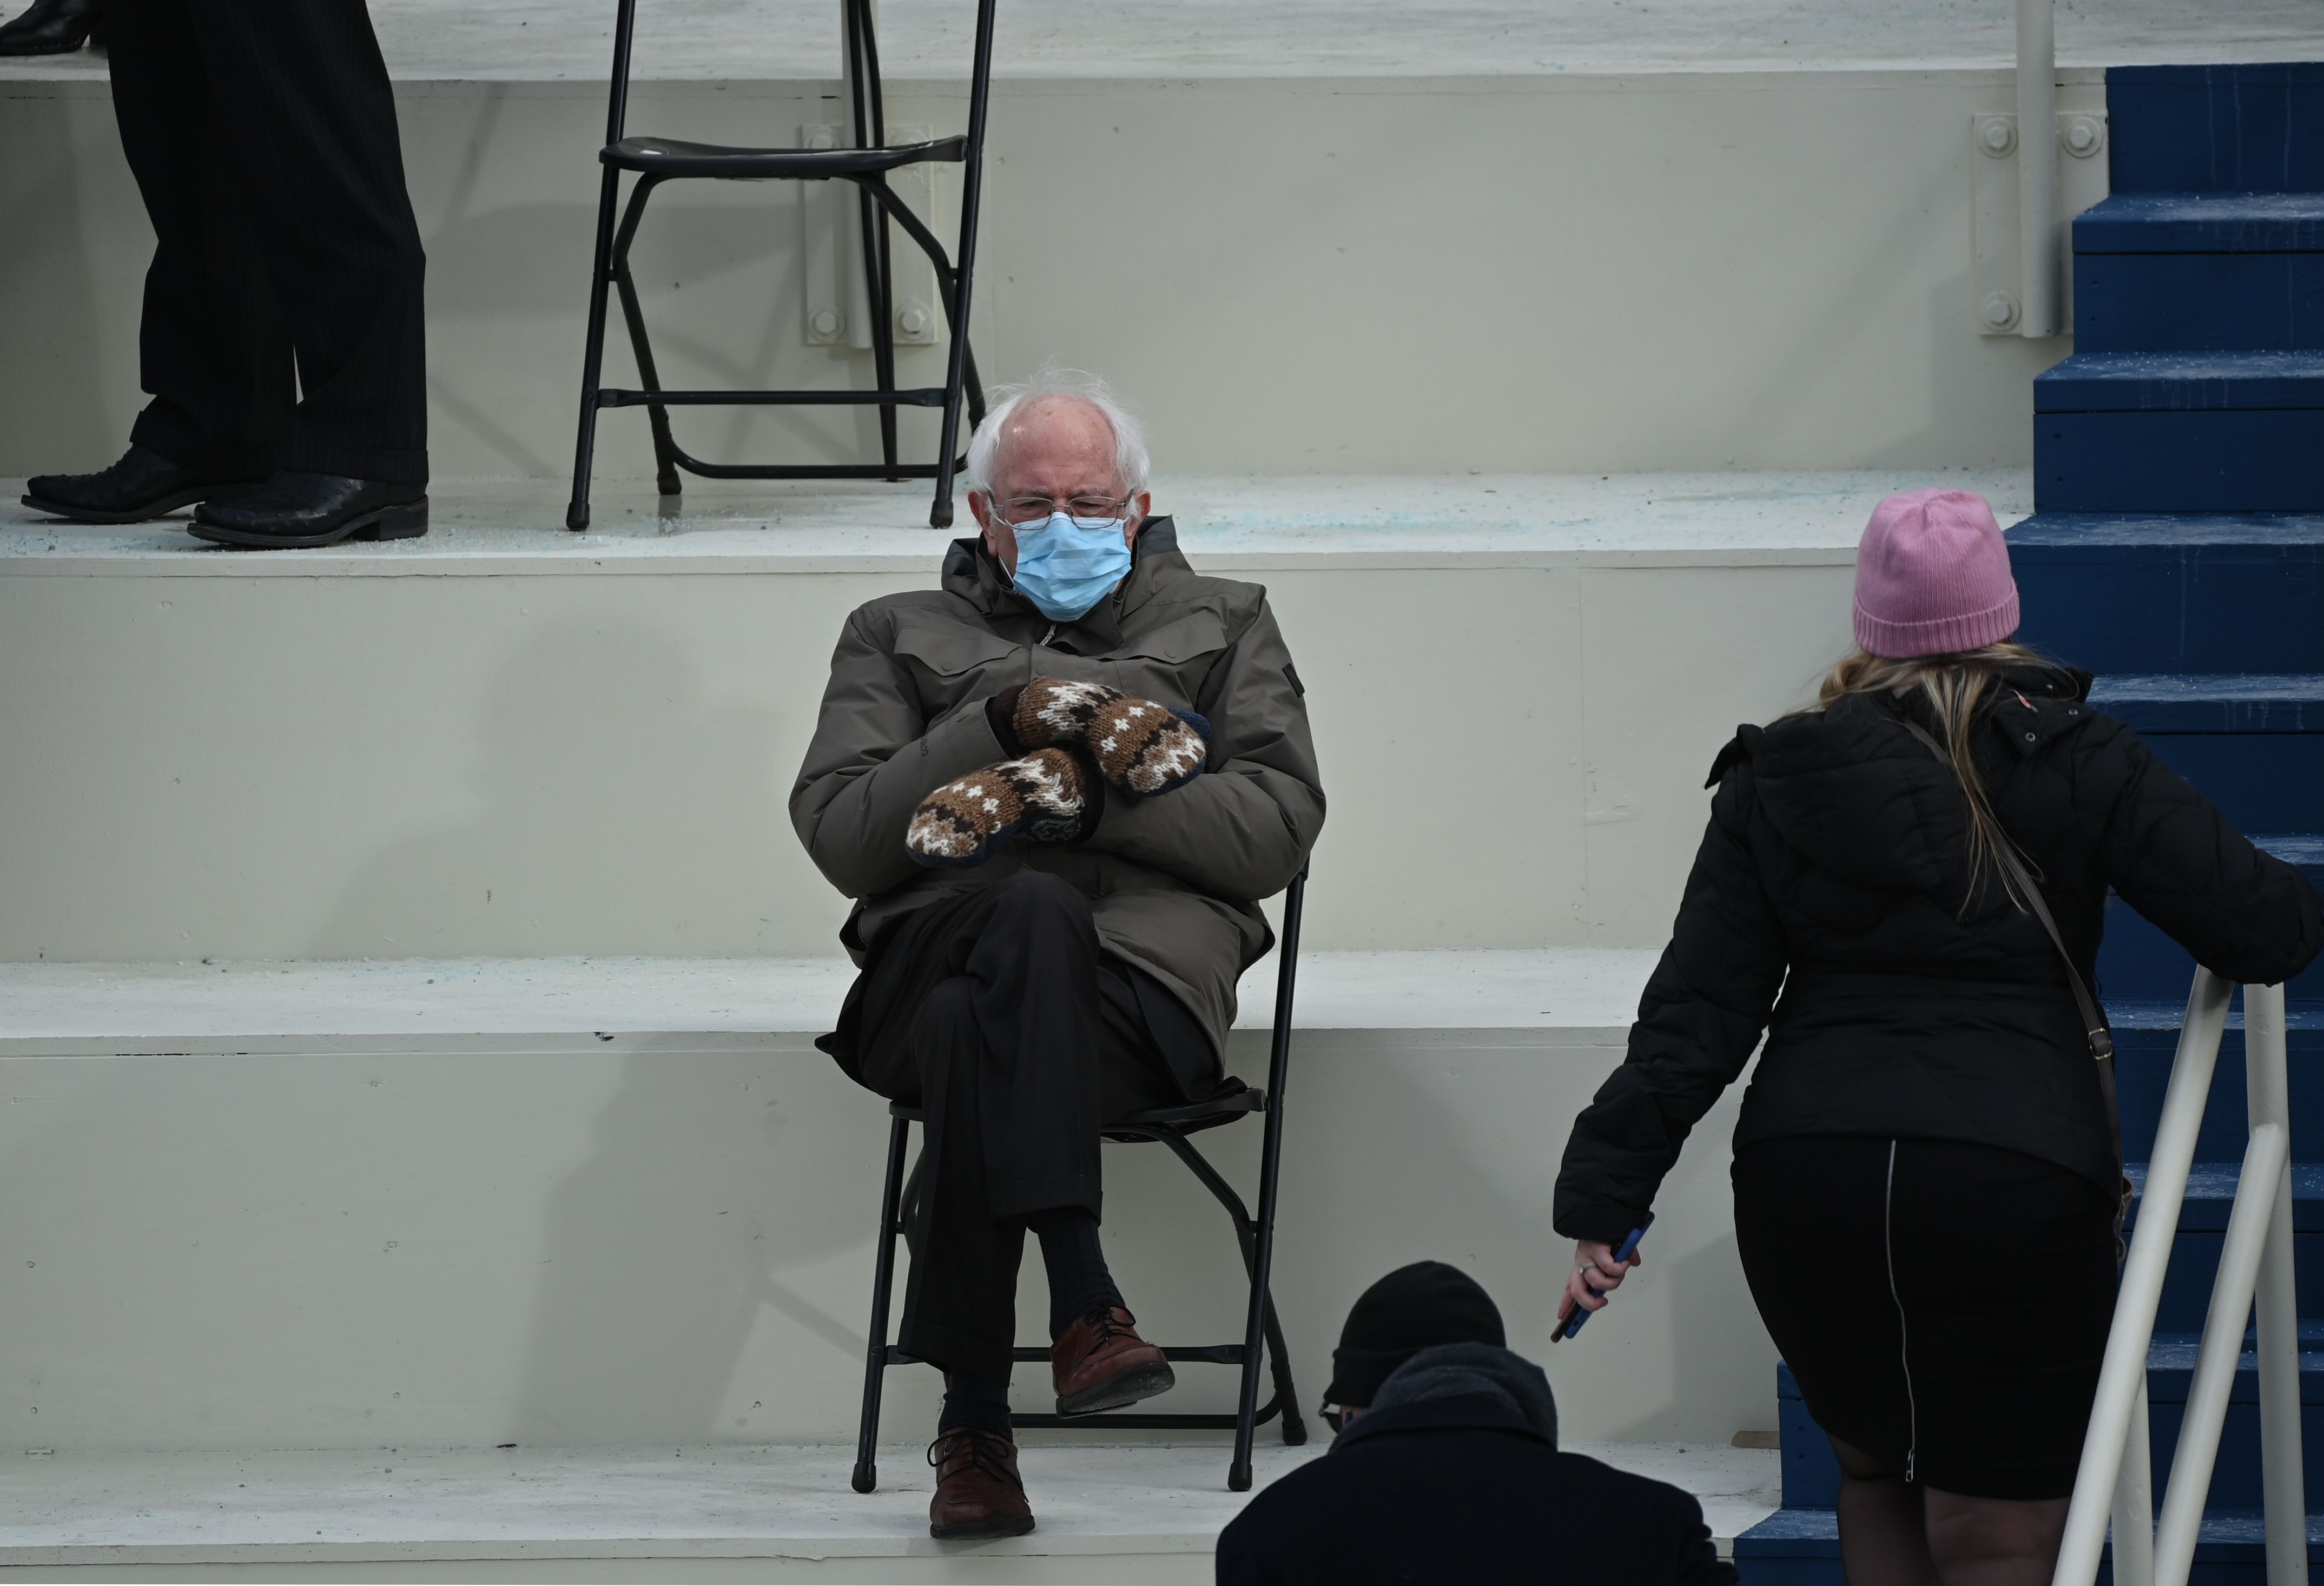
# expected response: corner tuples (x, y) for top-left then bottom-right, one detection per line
(789, 518), (1326, 1054)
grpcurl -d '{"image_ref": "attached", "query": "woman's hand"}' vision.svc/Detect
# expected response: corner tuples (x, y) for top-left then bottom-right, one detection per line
(1561, 1238), (1641, 1324)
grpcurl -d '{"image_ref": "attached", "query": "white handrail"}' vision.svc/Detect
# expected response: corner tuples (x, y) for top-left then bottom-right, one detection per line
(2054, 973), (2307, 1586)
(2015, 0), (2060, 336)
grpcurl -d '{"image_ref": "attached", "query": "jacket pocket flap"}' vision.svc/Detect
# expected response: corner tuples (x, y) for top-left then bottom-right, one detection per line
(893, 624), (1018, 677)
(1118, 612), (1231, 665)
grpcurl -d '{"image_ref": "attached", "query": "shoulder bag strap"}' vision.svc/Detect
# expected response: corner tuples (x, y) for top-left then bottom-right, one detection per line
(1900, 717), (2131, 1250)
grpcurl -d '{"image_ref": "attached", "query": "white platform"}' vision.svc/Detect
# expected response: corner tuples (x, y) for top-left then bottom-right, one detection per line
(3, 0), (2319, 81)
(0, 949), (1779, 1461)
(0, 1440), (1778, 1582)
(0, 948), (1660, 1043)
(0, 468), (2023, 572)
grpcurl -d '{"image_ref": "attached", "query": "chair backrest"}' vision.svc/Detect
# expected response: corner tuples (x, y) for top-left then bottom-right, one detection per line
(599, 0), (908, 156)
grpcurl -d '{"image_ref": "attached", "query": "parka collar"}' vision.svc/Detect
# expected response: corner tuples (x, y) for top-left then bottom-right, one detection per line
(939, 515), (1187, 653)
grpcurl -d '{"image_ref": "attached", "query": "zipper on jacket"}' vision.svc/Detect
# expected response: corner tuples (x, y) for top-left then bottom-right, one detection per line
(1884, 1138), (1918, 1484)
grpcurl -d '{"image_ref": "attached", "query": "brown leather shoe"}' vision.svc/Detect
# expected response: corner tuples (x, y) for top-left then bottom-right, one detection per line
(927, 1428), (1035, 1539)
(1051, 1305), (1177, 1417)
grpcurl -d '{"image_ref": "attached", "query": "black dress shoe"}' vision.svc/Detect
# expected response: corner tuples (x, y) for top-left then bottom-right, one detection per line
(22, 444), (263, 524)
(0, 0), (102, 55)
(189, 472), (428, 549)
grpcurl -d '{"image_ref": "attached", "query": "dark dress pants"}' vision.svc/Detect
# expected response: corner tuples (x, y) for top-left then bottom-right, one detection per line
(826, 870), (1225, 1382)
(105, 1), (428, 486)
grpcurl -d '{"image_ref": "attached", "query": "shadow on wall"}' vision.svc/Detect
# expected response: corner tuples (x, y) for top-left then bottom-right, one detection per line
(312, 614), (789, 959)
(505, 1041), (884, 1444)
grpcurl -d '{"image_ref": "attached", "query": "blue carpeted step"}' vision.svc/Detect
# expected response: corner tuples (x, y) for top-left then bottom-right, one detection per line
(2033, 353), (2324, 513)
(2065, 678), (2324, 834)
(2076, 193), (2324, 254)
(1734, 1506), (2324, 1585)
(2088, 673), (2324, 734)
(2038, 352), (2324, 411)
(2106, 63), (2324, 195)
(2147, 1332), (2324, 1513)
(2010, 514), (2324, 675)
(2111, 1016), (2324, 1163)
(2099, 838), (2324, 1005)
(2071, 193), (2324, 354)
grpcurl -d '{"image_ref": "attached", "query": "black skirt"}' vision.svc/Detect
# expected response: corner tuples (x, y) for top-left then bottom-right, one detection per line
(1732, 1134), (2119, 1501)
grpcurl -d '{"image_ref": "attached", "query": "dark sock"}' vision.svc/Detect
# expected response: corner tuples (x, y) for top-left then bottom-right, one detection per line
(938, 1371), (1013, 1439)
(1028, 1205), (1124, 1339)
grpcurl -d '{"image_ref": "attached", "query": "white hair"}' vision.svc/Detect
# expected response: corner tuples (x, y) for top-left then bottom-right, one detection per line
(964, 367), (1151, 504)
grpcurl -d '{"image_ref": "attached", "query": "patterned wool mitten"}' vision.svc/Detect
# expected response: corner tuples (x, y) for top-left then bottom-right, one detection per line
(907, 748), (1094, 868)
(1007, 678), (1211, 798)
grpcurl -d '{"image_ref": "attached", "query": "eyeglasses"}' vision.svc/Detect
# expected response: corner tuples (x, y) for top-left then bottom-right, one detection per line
(993, 494), (1135, 526)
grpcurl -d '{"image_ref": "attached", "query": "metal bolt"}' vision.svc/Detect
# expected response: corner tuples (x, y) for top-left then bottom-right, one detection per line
(897, 305), (930, 336)
(1979, 116), (2017, 157)
(2062, 115), (2104, 157)
(1982, 290), (2022, 330)
(810, 307), (842, 338)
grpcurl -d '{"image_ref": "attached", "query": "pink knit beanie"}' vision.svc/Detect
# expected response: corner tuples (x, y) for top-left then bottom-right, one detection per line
(1853, 488), (2019, 658)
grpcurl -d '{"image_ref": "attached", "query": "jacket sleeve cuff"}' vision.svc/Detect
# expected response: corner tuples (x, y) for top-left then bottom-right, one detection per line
(1553, 1201), (1649, 1247)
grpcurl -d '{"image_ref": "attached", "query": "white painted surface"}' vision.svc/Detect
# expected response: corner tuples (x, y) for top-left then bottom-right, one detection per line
(0, 1020), (1772, 1452)
(2, 68), (2097, 483)
(0, 469), (2025, 571)
(3, 0), (2319, 81)
(0, 474), (1877, 961)
(0, 1440), (1777, 1572)
(0, 949), (1659, 1041)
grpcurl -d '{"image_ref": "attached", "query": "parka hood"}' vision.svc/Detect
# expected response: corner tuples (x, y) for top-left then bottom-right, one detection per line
(1728, 664), (2092, 896)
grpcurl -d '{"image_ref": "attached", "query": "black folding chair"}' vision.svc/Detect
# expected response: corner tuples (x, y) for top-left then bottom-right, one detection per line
(565, 0), (995, 532)
(850, 870), (1311, 1495)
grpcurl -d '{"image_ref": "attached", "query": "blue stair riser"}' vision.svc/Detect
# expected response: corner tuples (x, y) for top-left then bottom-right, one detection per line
(2012, 529), (2324, 675)
(1777, 1363), (2324, 1521)
(2148, 1392), (2324, 1514)
(2075, 255), (2324, 353)
(2113, 1026), (2324, 1161)
(2100, 731), (2324, 834)
(2036, 412), (2324, 514)
(1735, 1517), (2324, 1586)
(2106, 64), (2324, 194)
(2103, 902), (2324, 1007)
(2141, 1228), (2324, 1332)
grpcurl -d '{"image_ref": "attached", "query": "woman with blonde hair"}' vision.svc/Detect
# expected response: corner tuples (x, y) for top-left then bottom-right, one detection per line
(1553, 488), (2321, 1583)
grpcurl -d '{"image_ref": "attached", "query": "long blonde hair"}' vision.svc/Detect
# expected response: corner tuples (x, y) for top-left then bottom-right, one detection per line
(1816, 640), (2049, 910)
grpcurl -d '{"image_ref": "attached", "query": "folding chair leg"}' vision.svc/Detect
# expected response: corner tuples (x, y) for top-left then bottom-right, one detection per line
(1261, 1286), (1307, 1446)
(851, 1116), (913, 1494)
(565, 166), (624, 532)
(607, 176), (682, 498)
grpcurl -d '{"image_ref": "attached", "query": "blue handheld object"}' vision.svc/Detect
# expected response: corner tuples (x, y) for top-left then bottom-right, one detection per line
(1556, 1215), (1653, 1341)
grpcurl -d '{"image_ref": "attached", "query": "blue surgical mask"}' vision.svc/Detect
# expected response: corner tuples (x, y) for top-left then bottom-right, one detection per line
(1008, 512), (1133, 622)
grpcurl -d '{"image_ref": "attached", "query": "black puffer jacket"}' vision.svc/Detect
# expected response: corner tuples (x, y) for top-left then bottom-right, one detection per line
(1555, 664), (2322, 1243)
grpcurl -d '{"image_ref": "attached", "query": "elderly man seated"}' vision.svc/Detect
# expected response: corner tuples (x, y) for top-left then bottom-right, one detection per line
(791, 373), (1325, 1539)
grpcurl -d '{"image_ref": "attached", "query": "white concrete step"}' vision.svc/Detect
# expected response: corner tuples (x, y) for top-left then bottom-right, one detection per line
(0, 951), (1778, 1462)
(0, 946), (1658, 1041)
(0, 471), (1999, 963)
(0, 1440), (1778, 1582)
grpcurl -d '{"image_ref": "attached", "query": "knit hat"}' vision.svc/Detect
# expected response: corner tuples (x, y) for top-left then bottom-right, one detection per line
(1853, 487), (2020, 658)
(1323, 1261), (1506, 1409)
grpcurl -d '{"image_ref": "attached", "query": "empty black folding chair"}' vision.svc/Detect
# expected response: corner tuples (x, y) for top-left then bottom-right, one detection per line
(851, 869), (1312, 1495)
(566, 0), (995, 532)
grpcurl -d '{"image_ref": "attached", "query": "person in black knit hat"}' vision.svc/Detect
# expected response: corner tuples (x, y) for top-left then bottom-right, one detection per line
(1318, 1259), (1506, 1425)
(1219, 1264), (1734, 1585)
